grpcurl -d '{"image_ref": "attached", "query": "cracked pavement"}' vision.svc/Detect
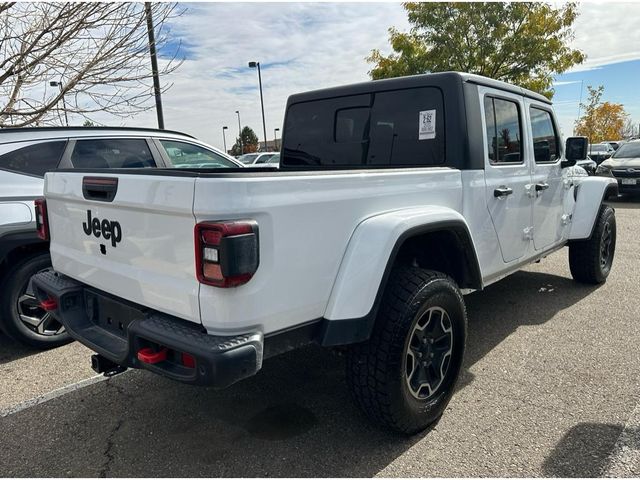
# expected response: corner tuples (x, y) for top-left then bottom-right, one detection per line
(0, 197), (639, 477)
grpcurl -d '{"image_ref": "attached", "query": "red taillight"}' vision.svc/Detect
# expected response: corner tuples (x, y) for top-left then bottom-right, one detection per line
(34, 198), (49, 241)
(194, 220), (259, 288)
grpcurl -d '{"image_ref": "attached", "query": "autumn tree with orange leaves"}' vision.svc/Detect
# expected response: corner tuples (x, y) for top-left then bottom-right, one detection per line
(575, 86), (628, 143)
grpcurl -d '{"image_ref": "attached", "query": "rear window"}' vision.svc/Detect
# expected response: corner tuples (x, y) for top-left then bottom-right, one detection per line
(71, 138), (156, 169)
(0, 141), (66, 177)
(282, 87), (445, 168)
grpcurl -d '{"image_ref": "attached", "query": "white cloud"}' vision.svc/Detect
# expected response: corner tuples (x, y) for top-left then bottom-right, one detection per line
(82, 2), (640, 149)
(86, 2), (409, 150)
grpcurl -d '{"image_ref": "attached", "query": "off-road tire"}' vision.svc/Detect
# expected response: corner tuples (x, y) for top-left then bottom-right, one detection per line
(0, 252), (72, 349)
(569, 204), (616, 284)
(346, 267), (467, 434)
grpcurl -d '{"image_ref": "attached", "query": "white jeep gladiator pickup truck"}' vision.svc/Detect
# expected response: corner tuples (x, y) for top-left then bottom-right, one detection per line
(32, 72), (617, 434)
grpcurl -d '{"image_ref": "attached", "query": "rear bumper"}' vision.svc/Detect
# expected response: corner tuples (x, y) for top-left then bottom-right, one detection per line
(31, 270), (263, 387)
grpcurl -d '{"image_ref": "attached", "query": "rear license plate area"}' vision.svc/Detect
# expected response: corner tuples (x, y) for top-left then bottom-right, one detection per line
(84, 290), (144, 338)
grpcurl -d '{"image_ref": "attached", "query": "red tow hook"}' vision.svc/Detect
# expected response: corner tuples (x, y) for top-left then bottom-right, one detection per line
(40, 298), (58, 311)
(137, 347), (168, 364)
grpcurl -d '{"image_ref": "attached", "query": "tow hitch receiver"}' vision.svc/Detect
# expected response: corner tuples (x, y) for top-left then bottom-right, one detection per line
(91, 354), (127, 377)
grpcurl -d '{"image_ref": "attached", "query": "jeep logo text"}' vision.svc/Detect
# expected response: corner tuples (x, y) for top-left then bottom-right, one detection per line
(82, 210), (122, 247)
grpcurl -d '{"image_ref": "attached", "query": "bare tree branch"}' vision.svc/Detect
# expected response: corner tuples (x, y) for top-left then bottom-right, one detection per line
(0, 2), (185, 127)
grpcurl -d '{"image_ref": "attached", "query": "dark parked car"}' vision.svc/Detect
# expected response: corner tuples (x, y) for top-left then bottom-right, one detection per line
(596, 141), (640, 196)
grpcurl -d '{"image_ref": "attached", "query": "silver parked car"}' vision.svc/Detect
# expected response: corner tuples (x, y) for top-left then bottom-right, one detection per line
(0, 126), (242, 349)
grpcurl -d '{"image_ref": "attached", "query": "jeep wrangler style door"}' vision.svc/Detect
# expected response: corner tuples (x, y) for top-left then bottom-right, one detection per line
(527, 103), (567, 250)
(481, 88), (532, 263)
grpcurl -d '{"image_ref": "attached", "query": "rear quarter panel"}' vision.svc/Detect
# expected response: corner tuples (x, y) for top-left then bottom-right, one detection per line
(194, 168), (464, 335)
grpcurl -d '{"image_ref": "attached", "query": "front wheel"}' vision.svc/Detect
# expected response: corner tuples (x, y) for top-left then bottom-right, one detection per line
(569, 204), (616, 284)
(346, 267), (467, 434)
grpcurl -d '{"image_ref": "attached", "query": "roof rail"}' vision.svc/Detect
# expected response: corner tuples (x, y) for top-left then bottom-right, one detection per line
(0, 126), (195, 139)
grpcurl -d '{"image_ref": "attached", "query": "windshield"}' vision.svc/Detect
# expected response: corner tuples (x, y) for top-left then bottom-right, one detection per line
(613, 142), (640, 158)
(159, 140), (238, 168)
(238, 153), (259, 164)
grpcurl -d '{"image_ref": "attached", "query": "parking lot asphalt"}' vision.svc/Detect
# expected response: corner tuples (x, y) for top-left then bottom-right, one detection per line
(0, 198), (639, 477)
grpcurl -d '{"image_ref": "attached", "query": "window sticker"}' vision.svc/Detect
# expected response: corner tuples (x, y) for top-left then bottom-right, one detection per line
(419, 109), (436, 140)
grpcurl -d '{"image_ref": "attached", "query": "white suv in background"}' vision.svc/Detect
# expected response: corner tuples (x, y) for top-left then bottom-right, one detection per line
(0, 126), (241, 349)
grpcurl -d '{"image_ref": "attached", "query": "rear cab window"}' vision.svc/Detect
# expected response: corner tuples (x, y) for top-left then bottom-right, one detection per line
(0, 141), (67, 177)
(282, 87), (445, 168)
(71, 138), (156, 169)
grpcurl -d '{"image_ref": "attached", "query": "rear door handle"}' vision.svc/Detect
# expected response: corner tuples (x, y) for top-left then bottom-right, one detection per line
(493, 186), (513, 198)
(535, 182), (550, 192)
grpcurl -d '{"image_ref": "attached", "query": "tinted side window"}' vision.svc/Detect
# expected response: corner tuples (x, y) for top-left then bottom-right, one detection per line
(0, 141), (66, 177)
(71, 138), (156, 169)
(530, 107), (559, 162)
(282, 87), (445, 167)
(484, 96), (522, 164)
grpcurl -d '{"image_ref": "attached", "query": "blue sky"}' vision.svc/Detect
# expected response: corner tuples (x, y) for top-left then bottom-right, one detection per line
(553, 60), (640, 137)
(85, 2), (640, 150)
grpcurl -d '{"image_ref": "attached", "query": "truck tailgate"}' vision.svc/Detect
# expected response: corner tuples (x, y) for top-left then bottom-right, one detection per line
(44, 172), (200, 324)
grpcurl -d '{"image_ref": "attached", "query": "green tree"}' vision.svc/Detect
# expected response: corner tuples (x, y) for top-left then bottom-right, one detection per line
(230, 126), (259, 156)
(368, 2), (585, 98)
(82, 120), (95, 127)
(575, 85), (628, 143)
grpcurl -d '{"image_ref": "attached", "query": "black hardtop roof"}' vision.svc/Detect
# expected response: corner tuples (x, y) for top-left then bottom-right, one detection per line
(0, 126), (196, 138)
(287, 71), (551, 105)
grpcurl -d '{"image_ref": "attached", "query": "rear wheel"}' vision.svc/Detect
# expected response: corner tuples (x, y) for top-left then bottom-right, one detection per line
(346, 267), (467, 434)
(0, 252), (71, 349)
(569, 204), (616, 284)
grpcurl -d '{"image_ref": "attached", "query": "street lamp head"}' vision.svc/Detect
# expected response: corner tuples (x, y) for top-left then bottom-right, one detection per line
(223, 126), (228, 130)
(49, 81), (60, 87)
(275, 128), (280, 132)
(248, 61), (258, 68)
(235, 110), (239, 114)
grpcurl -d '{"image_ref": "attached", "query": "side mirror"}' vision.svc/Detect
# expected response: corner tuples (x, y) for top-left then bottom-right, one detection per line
(562, 136), (588, 167)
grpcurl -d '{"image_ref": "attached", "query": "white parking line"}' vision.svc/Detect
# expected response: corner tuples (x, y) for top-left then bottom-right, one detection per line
(0, 374), (110, 418)
(605, 399), (640, 477)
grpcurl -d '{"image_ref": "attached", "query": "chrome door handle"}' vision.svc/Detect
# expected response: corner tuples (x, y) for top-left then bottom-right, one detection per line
(535, 182), (550, 192)
(494, 186), (513, 198)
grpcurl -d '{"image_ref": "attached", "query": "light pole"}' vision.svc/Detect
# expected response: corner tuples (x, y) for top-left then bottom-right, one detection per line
(248, 61), (267, 152)
(49, 81), (69, 126)
(145, 2), (164, 129)
(274, 127), (280, 151)
(222, 126), (228, 153)
(235, 110), (243, 154)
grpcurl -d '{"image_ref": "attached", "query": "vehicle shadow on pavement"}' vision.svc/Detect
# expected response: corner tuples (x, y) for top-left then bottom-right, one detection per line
(0, 269), (602, 477)
(0, 333), (39, 365)
(542, 422), (630, 477)
(460, 269), (600, 388)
